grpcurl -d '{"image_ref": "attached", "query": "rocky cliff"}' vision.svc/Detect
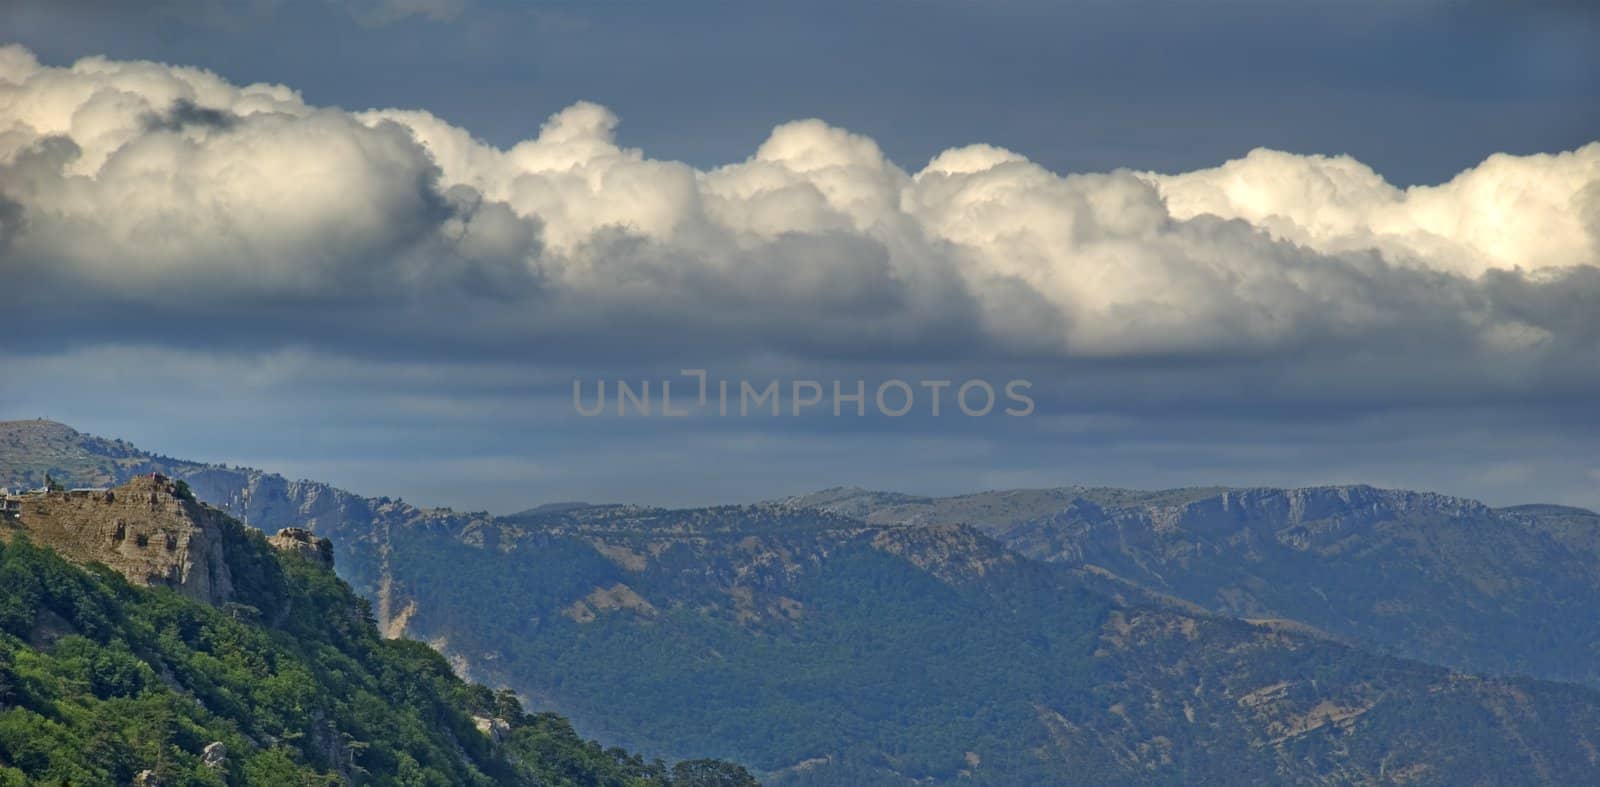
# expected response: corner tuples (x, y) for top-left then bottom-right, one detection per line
(267, 526), (335, 570)
(1, 475), (238, 605)
(0, 419), (491, 628)
(1, 473), (337, 609)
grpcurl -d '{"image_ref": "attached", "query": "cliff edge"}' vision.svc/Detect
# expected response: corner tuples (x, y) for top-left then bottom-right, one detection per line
(1, 473), (331, 606)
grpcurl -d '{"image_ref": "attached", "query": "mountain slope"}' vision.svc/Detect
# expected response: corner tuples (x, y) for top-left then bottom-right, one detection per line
(0, 474), (755, 786)
(12, 422), (1600, 784)
(790, 485), (1600, 687)
(0, 419), (494, 633)
(387, 502), (1600, 785)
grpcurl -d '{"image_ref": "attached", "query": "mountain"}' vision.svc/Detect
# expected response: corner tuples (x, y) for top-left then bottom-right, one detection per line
(788, 485), (1600, 688)
(11, 421), (1600, 784)
(0, 472), (756, 786)
(418, 503), (1600, 785)
(0, 419), (496, 636)
(2, 475), (240, 607)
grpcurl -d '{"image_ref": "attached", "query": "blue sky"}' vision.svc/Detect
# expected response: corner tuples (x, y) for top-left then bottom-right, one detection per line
(2, 0), (1598, 512)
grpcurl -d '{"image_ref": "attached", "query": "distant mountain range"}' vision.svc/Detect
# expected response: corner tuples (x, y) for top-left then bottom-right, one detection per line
(7, 419), (1600, 785)
(787, 485), (1600, 688)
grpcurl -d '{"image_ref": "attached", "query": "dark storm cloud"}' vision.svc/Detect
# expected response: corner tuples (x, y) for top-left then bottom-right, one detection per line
(0, 193), (22, 253)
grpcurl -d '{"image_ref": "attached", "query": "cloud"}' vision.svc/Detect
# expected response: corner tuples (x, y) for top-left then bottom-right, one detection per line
(1147, 146), (1600, 276)
(140, 97), (239, 132)
(0, 43), (1596, 397)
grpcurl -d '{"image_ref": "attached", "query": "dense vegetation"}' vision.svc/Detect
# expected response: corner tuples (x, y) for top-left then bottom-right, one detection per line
(0, 531), (755, 786)
(840, 486), (1600, 688)
(381, 520), (1600, 785)
(389, 530), (1113, 783)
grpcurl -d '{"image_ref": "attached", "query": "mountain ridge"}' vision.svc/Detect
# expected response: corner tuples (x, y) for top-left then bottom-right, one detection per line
(792, 483), (1600, 688)
(11, 420), (1600, 784)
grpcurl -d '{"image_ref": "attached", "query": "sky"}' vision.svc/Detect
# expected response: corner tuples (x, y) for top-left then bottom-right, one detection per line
(1, 0), (1598, 512)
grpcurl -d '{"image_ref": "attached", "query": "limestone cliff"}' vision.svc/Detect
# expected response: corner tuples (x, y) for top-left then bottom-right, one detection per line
(0, 420), (503, 632)
(268, 527), (335, 570)
(0, 474), (334, 608)
(2, 475), (238, 605)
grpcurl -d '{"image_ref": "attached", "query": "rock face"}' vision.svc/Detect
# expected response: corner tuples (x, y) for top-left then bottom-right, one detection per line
(269, 527), (335, 570)
(0, 419), (499, 634)
(473, 715), (510, 743)
(1, 475), (238, 606)
(201, 741), (227, 769)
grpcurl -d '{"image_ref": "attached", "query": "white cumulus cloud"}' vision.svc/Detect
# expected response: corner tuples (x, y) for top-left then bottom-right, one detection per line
(1, 43), (1597, 373)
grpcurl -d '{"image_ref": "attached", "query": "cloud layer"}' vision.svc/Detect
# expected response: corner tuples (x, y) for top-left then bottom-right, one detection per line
(1, 44), (1596, 385)
(2, 44), (1599, 512)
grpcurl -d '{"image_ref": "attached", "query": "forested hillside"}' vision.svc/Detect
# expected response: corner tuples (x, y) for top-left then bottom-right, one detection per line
(0, 475), (755, 786)
(794, 485), (1600, 687)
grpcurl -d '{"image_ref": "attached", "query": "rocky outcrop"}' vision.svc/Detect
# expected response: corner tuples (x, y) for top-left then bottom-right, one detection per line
(473, 715), (510, 743)
(869, 524), (1016, 583)
(0, 419), (498, 634)
(200, 741), (227, 769)
(269, 527), (334, 570)
(2, 475), (237, 606)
